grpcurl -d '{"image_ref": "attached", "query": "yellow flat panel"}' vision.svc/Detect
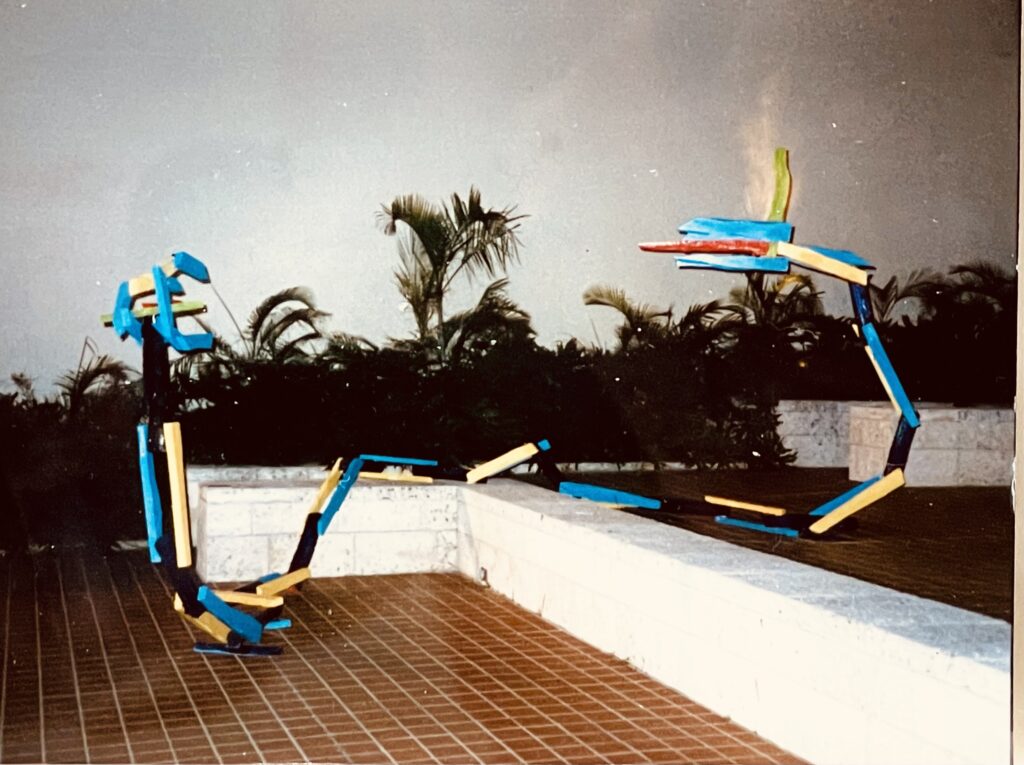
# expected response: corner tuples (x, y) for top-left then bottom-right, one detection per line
(256, 567), (311, 596)
(307, 458), (343, 516)
(808, 469), (905, 535)
(212, 590), (284, 608)
(466, 443), (540, 484)
(128, 273), (156, 297)
(705, 495), (787, 517)
(358, 470), (433, 484)
(163, 421), (192, 568)
(173, 594), (185, 613)
(181, 611), (232, 644)
(777, 242), (869, 286)
(863, 345), (902, 416)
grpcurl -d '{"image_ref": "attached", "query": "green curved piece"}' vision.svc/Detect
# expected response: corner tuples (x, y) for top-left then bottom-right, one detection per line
(768, 148), (791, 223)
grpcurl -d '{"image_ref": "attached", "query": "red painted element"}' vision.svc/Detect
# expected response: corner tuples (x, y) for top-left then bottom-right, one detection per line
(638, 239), (771, 256)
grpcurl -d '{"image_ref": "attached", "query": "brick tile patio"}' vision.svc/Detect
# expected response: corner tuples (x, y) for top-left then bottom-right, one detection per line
(0, 549), (804, 764)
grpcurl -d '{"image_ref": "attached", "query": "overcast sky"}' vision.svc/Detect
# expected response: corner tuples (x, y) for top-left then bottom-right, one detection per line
(1, 0), (1017, 390)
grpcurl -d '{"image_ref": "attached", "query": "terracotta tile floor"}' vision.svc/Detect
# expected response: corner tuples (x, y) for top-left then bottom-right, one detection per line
(521, 468), (1012, 622)
(0, 548), (804, 764)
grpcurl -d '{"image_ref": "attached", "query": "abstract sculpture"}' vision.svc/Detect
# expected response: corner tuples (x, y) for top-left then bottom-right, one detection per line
(637, 149), (919, 537)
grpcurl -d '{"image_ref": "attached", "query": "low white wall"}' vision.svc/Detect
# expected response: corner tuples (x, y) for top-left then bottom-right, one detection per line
(189, 472), (1010, 765)
(849, 403), (1013, 486)
(193, 479), (458, 581)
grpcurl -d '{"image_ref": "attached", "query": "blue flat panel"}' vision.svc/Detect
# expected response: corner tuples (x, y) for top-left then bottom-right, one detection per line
(715, 515), (800, 537)
(358, 454), (439, 467)
(112, 281), (143, 344)
(675, 255), (790, 273)
(559, 482), (661, 510)
(136, 424), (163, 563)
(678, 217), (793, 243)
(862, 323), (920, 427)
(265, 618), (291, 631)
(172, 251), (211, 283)
(318, 458), (364, 535)
(809, 475), (881, 517)
(197, 586), (263, 644)
(805, 245), (874, 268)
(537, 439), (551, 451)
(257, 571), (281, 583)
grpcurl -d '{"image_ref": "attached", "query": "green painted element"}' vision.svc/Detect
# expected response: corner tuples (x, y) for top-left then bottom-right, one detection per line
(101, 300), (206, 326)
(768, 148), (791, 223)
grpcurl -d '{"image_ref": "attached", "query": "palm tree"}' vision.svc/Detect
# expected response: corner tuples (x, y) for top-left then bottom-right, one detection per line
(582, 285), (674, 352)
(867, 269), (936, 326)
(715, 273), (823, 351)
(442, 278), (535, 363)
(378, 187), (526, 365)
(56, 338), (135, 420)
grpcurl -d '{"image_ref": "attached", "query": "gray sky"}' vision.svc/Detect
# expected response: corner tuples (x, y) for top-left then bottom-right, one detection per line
(1, 0), (1017, 390)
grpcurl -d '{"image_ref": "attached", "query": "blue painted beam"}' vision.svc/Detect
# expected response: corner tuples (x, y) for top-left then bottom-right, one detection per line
(675, 255), (790, 273)
(136, 424), (163, 563)
(808, 475), (881, 517)
(317, 458), (364, 535)
(358, 454), (439, 467)
(112, 281), (143, 344)
(861, 323), (920, 427)
(559, 482), (661, 510)
(172, 251), (211, 283)
(152, 267), (214, 353)
(197, 586), (264, 644)
(715, 515), (800, 537)
(678, 217), (793, 243)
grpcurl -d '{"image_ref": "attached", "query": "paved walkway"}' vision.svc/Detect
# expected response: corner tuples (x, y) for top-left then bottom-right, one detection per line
(525, 468), (1012, 622)
(0, 548), (803, 764)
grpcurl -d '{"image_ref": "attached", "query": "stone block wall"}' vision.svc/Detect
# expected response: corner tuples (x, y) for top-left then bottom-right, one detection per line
(849, 403), (1013, 486)
(776, 400), (850, 467)
(193, 480), (459, 582)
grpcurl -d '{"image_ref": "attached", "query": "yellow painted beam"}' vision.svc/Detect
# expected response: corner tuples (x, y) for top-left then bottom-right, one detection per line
(128, 273), (156, 297)
(307, 458), (343, 516)
(705, 495), (788, 517)
(163, 421), (193, 568)
(466, 443), (540, 484)
(181, 611), (232, 644)
(358, 470), (433, 484)
(256, 567), (310, 596)
(808, 469), (905, 535)
(100, 300), (207, 326)
(173, 594), (185, 613)
(212, 590), (284, 608)
(863, 345), (902, 417)
(777, 242), (869, 286)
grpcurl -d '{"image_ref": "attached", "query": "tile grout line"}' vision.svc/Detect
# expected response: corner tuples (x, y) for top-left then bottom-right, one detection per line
(377, 577), (638, 761)
(436, 580), (738, 760)
(101, 556), (181, 763)
(462, 579), (777, 761)
(309, 578), (575, 761)
(32, 556), (46, 762)
(55, 556), (91, 763)
(302, 579), (510, 765)
(318, 577), (610, 762)
(272, 615), (403, 765)
(124, 555), (249, 764)
(0, 558), (12, 762)
(227, 647), (313, 762)
(77, 555), (136, 764)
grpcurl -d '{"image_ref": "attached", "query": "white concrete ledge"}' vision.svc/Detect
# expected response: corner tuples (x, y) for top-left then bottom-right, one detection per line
(189, 472), (1009, 765)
